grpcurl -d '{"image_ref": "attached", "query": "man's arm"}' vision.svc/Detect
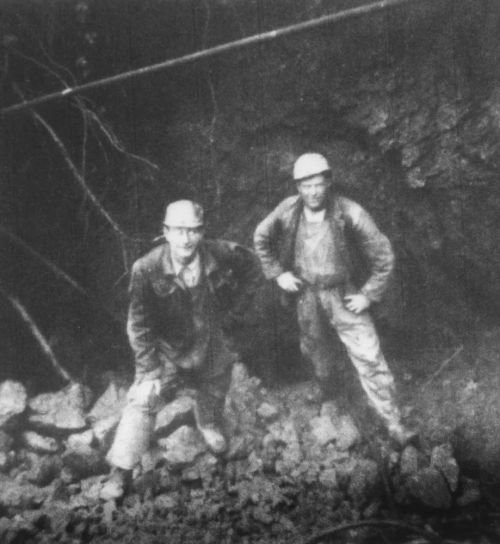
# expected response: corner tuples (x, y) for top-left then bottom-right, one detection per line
(346, 201), (395, 303)
(253, 206), (286, 280)
(126, 262), (162, 382)
(217, 241), (261, 321)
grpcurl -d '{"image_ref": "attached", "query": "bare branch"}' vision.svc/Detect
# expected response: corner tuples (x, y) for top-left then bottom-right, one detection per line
(420, 345), (464, 390)
(0, 225), (124, 324)
(0, 285), (74, 384)
(29, 107), (130, 238)
(10, 47), (70, 89)
(82, 107), (159, 171)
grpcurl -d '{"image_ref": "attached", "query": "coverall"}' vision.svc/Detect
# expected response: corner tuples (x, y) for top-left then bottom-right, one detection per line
(108, 239), (258, 470)
(253, 194), (402, 427)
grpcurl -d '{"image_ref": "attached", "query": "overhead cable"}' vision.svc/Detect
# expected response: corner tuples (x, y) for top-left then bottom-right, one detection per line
(1, 0), (417, 117)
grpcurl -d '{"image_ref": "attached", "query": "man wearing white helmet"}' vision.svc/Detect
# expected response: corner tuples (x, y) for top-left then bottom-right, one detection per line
(101, 200), (259, 499)
(254, 153), (414, 445)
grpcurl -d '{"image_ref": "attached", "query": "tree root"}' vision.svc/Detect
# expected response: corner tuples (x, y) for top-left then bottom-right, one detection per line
(304, 519), (447, 544)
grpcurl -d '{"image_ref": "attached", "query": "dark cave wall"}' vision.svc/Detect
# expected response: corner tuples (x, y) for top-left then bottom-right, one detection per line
(2, 0), (500, 384)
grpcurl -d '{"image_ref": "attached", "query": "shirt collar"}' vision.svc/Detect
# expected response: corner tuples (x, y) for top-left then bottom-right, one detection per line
(303, 207), (326, 222)
(171, 252), (200, 277)
(161, 241), (219, 278)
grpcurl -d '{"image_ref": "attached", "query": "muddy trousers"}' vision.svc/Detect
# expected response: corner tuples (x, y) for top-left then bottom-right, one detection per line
(107, 362), (231, 471)
(297, 286), (401, 428)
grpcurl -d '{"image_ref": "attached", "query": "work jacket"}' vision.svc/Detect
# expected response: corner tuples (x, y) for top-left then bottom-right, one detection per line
(253, 194), (394, 303)
(127, 239), (259, 379)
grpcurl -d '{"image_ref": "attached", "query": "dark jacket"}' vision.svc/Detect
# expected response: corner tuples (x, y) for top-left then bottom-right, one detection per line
(253, 194), (394, 302)
(127, 239), (260, 379)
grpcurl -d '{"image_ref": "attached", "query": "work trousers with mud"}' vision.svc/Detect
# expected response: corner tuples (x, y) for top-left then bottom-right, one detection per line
(297, 285), (401, 427)
(107, 357), (231, 471)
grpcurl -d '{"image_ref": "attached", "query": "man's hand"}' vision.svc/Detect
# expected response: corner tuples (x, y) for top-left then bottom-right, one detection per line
(276, 271), (303, 293)
(129, 378), (161, 404)
(344, 293), (371, 314)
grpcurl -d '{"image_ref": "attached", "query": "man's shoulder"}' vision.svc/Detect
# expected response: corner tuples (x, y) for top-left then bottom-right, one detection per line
(274, 194), (301, 214)
(131, 243), (165, 274)
(204, 239), (247, 259)
(335, 196), (365, 224)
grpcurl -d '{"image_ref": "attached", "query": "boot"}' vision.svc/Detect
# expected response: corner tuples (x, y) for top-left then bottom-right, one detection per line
(100, 467), (131, 501)
(198, 424), (227, 454)
(305, 380), (330, 405)
(193, 398), (227, 455)
(388, 422), (418, 448)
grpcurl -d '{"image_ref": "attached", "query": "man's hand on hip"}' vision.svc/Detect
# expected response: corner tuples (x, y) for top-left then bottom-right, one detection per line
(344, 293), (371, 314)
(276, 272), (303, 293)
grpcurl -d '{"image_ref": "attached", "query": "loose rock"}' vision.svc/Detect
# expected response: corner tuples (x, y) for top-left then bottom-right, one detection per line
(22, 431), (60, 454)
(0, 477), (47, 510)
(256, 402), (279, 422)
(347, 459), (380, 506)
(400, 445), (420, 476)
(0, 381), (27, 427)
(335, 415), (361, 451)
(87, 374), (128, 422)
(154, 396), (194, 437)
(407, 467), (452, 509)
(319, 468), (338, 488)
(430, 443), (459, 492)
(0, 430), (14, 453)
(66, 429), (95, 451)
(310, 416), (338, 446)
(28, 383), (89, 433)
(158, 425), (207, 467)
(457, 477), (481, 506)
(25, 453), (62, 486)
(91, 415), (120, 450)
(61, 445), (107, 480)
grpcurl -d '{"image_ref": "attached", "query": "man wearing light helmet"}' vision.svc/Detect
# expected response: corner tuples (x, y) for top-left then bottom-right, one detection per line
(254, 153), (415, 446)
(102, 200), (258, 499)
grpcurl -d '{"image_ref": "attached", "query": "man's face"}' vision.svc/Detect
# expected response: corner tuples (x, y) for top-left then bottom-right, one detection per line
(164, 225), (204, 264)
(296, 175), (331, 211)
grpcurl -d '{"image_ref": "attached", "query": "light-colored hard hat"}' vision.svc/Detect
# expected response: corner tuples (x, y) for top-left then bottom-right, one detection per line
(293, 153), (331, 182)
(164, 200), (204, 228)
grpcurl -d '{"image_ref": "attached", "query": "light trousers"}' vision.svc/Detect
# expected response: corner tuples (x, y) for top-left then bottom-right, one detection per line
(107, 361), (231, 471)
(297, 286), (401, 427)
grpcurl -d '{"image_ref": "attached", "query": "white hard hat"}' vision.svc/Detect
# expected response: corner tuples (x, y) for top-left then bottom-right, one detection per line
(293, 153), (331, 182)
(164, 200), (204, 228)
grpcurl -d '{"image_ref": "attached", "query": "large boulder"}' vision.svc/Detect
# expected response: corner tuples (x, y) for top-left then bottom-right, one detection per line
(0, 381), (27, 427)
(154, 396), (195, 437)
(87, 374), (128, 422)
(28, 383), (89, 433)
(157, 425), (207, 468)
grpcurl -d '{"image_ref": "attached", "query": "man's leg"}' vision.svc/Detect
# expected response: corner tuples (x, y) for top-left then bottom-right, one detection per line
(101, 380), (162, 500)
(193, 364), (232, 454)
(319, 289), (411, 442)
(296, 288), (338, 401)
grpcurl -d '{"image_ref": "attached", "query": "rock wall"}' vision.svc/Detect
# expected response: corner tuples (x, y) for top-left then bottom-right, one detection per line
(2, 0), (500, 382)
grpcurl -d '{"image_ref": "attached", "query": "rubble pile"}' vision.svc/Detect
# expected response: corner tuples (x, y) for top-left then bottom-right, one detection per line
(0, 365), (484, 543)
